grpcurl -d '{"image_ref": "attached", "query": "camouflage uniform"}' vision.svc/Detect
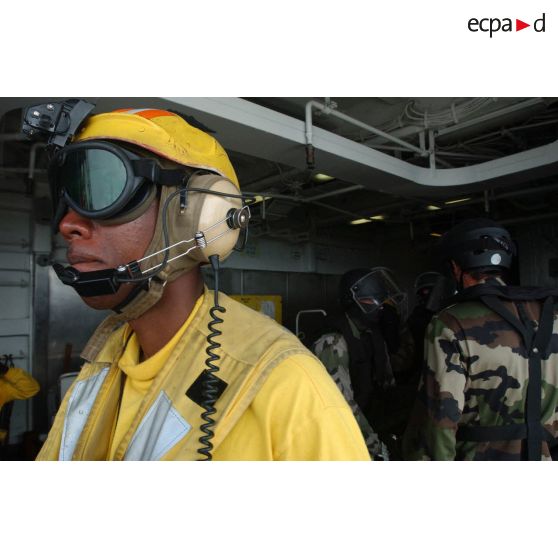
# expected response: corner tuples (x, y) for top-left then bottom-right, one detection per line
(403, 289), (558, 460)
(313, 331), (389, 460)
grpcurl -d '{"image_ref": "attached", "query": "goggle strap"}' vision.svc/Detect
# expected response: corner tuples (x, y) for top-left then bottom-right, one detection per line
(132, 159), (186, 186)
(180, 182), (188, 213)
(52, 198), (68, 232)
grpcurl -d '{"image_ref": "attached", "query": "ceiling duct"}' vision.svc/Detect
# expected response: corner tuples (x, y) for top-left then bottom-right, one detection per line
(162, 97), (558, 198)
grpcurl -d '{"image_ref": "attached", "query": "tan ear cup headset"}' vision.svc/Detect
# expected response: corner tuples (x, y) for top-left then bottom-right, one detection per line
(131, 173), (248, 284)
(189, 175), (247, 263)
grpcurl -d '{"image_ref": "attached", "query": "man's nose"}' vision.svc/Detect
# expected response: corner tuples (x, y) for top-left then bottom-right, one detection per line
(58, 209), (94, 241)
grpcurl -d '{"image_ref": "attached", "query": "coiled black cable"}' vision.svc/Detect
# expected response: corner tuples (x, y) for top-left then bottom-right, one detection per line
(197, 254), (226, 461)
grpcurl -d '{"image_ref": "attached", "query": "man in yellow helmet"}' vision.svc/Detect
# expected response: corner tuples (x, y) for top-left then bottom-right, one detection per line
(26, 100), (369, 461)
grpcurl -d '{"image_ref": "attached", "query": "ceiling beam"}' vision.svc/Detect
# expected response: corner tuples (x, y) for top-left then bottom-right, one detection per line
(162, 97), (558, 197)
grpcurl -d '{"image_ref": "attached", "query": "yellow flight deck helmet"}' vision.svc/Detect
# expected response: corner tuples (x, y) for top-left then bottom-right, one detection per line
(74, 108), (239, 188)
(47, 104), (248, 328)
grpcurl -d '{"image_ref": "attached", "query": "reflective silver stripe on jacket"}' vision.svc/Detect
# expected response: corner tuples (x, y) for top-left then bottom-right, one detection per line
(124, 391), (192, 461)
(59, 367), (110, 461)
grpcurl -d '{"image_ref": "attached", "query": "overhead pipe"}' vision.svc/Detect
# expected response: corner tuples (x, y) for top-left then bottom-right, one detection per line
(436, 98), (546, 138)
(243, 190), (371, 222)
(484, 190), (490, 213)
(355, 141), (494, 160)
(304, 99), (428, 169)
(28, 142), (46, 184)
(305, 184), (364, 202)
(451, 117), (558, 148)
(316, 192), (434, 226)
(243, 167), (303, 190)
(316, 181), (558, 227)
(368, 98), (547, 147)
(499, 211), (558, 226)
(428, 130), (436, 169)
(402, 182), (558, 222)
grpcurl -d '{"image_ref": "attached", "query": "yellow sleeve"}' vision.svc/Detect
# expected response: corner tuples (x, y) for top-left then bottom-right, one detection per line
(0, 368), (40, 405)
(253, 354), (370, 461)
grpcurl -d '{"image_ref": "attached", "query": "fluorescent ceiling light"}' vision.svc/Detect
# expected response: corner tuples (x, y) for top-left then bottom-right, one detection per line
(370, 214), (386, 220)
(350, 218), (371, 225)
(444, 197), (471, 205)
(430, 232), (442, 237)
(313, 173), (335, 182)
(426, 204), (441, 211)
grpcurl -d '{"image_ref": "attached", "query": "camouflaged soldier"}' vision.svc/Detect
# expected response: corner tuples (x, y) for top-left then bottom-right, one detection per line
(313, 331), (389, 460)
(403, 218), (558, 461)
(312, 268), (409, 460)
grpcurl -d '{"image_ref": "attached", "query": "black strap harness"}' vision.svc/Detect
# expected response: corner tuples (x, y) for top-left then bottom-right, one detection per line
(450, 282), (558, 460)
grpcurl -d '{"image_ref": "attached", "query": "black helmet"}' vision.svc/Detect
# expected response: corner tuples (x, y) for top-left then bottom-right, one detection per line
(439, 218), (515, 272)
(338, 267), (406, 316)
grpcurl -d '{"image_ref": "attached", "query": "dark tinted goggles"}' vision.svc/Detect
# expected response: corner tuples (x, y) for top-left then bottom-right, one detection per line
(49, 141), (186, 223)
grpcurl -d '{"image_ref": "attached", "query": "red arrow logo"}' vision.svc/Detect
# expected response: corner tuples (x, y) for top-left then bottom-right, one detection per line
(516, 19), (530, 31)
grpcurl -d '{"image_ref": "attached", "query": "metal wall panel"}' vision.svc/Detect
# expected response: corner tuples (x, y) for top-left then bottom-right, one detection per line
(242, 270), (287, 300)
(0, 269), (30, 321)
(0, 209), (30, 251)
(0, 191), (33, 443)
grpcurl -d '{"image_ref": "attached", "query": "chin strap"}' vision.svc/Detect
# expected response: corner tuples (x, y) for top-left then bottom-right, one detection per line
(53, 263), (128, 297)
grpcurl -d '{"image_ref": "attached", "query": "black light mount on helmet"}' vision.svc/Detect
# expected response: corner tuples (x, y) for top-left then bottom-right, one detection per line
(22, 99), (96, 149)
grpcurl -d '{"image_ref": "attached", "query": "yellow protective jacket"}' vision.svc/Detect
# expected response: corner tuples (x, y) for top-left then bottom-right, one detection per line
(38, 290), (369, 460)
(0, 367), (40, 409)
(0, 367), (40, 443)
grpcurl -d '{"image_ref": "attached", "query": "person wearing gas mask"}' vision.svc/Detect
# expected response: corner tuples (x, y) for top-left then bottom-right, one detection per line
(403, 218), (558, 460)
(312, 267), (408, 459)
(27, 100), (369, 461)
(0, 355), (40, 454)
